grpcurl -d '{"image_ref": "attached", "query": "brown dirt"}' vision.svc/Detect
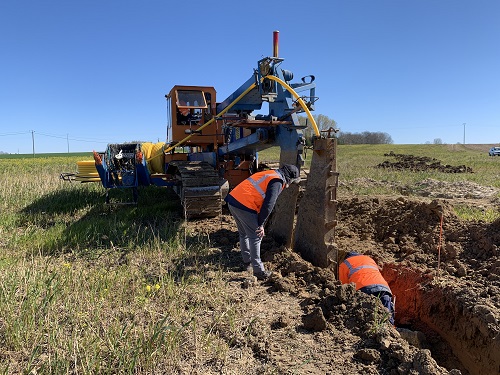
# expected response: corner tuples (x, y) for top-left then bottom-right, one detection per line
(183, 171), (499, 375)
(377, 152), (473, 173)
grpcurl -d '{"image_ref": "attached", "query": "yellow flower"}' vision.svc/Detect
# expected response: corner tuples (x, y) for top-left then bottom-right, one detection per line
(63, 262), (71, 268)
(154, 284), (160, 290)
(146, 285), (152, 293)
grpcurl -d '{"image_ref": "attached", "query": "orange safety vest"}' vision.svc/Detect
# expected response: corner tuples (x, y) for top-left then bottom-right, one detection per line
(229, 170), (284, 212)
(179, 107), (190, 116)
(339, 255), (390, 291)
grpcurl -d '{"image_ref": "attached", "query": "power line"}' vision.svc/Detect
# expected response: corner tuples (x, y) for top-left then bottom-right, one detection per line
(0, 130), (111, 154)
(0, 131), (32, 137)
(35, 131), (109, 143)
(0, 130), (109, 143)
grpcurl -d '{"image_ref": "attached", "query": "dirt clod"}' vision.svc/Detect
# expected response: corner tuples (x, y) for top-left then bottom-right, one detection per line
(302, 306), (327, 332)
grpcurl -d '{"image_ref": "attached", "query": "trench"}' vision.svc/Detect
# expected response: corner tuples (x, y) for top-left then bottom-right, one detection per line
(382, 265), (500, 375)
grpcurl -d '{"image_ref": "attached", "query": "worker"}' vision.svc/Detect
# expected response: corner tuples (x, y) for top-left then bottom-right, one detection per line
(338, 251), (395, 325)
(225, 164), (301, 280)
(177, 100), (191, 124)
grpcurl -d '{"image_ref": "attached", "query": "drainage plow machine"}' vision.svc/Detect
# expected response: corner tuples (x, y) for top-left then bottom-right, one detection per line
(68, 31), (339, 265)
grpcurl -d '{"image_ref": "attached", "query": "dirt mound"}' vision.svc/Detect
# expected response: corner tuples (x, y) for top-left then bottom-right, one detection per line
(205, 239), (455, 374)
(200, 194), (500, 374)
(332, 196), (499, 374)
(377, 152), (473, 173)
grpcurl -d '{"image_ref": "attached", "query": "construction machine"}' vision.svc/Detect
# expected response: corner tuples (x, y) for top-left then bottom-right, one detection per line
(84, 31), (338, 264)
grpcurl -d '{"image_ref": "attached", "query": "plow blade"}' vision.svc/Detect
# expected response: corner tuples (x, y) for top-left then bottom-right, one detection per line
(294, 137), (338, 268)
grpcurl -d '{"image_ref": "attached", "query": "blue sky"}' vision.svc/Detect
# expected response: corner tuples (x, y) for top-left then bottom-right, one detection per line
(1, 0), (499, 154)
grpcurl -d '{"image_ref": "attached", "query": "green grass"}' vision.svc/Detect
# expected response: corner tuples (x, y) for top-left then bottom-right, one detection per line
(0, 152), (93, 159)
(336, 144), (500, 189)
(0, 144), (499, 373)
(0, 155), (237, 373)
(336, 144), (500, 221)
(260, 143), (500, 184)
(453, 205), (500, 222)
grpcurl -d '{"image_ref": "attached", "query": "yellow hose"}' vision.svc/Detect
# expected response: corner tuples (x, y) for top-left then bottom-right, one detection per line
(150, 142), (165, 173)
(77, 161), (96, 167)
(140, 142), (154, 172)
(265, 75), (320, 137)
(141, 142), (153, 160)
(75, 160), (98, 181)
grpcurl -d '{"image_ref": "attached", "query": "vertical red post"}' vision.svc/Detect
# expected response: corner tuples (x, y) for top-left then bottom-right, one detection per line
(273, 30), (279, 58)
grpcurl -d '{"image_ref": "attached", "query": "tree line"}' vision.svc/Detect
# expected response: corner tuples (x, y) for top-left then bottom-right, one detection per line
(298, 115), (393, 145)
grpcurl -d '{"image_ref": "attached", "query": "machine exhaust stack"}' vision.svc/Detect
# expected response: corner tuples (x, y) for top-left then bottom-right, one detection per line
(273, 30), (279, 58)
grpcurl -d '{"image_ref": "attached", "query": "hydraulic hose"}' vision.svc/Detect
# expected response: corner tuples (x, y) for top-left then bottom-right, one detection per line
(265, 75), (320, 137)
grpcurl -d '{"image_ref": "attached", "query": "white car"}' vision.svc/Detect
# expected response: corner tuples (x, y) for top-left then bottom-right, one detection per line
(489, 147), (500, 156)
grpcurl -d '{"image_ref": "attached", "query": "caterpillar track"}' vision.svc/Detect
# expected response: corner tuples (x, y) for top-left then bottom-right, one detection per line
(169, 161), (227, 219)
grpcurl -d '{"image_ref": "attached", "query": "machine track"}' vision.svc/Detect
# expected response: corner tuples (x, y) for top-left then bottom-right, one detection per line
(169, 161), (223, 219)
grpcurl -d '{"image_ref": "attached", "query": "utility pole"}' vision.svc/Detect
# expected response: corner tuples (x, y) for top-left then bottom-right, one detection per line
(31, 130), (35, 157)
(463, 123), (466, 145)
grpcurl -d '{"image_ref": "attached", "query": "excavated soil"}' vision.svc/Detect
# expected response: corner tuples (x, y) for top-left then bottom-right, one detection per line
(377, 152), (473, 173)
(183, 160), (500, 375)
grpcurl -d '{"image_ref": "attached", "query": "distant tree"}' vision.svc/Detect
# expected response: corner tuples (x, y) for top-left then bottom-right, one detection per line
(298, 114), (338, 145)
(298, 115), (393, 145)
(433, 138), (443, 144)
(337, 131), (393, 145)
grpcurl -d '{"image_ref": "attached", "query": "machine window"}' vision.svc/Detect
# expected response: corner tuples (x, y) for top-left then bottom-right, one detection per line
(176, 90), (207, 125)
(176, 90), (207, 108)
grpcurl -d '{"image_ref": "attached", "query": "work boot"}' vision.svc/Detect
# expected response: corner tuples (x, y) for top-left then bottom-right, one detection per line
(239, 262), (251, 272)
(255, 270), (272, 281)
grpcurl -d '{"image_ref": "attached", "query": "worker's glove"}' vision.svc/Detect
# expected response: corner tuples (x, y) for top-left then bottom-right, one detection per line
(255, 225), (265, 238)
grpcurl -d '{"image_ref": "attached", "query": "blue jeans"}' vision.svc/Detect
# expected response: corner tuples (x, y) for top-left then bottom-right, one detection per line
(378, 292), (395, 325)
(228, 204), (265, 273)
(360, 286), (395, 325)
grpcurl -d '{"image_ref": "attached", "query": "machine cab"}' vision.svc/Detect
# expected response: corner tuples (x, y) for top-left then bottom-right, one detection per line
(165, 85), (223, 150)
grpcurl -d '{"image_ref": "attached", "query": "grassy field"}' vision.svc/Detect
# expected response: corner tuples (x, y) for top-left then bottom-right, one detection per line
(337, 143), (500, 190)
(261, 143), (500, 192)
(0, 152), (93, 160)
(0, 144), (499, 373)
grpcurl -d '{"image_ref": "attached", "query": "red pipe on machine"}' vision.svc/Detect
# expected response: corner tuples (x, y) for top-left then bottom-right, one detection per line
(273, 30), (279, 58)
